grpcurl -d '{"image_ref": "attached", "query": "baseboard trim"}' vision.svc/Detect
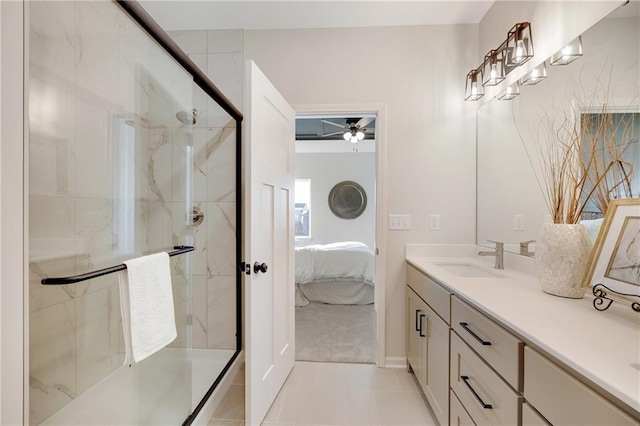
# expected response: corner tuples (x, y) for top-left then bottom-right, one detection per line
(192, 350), (245, 425)
(385, 356), (407, 369)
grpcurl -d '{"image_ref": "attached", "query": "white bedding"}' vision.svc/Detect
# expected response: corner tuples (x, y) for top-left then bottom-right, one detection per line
(295, 241), (375, 286)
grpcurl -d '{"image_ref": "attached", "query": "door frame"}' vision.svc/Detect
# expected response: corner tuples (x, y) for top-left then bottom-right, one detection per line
(292, 103), (387, 367)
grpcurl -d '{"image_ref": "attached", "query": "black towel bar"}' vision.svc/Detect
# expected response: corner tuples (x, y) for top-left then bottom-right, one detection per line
(40, 245), (194, 285)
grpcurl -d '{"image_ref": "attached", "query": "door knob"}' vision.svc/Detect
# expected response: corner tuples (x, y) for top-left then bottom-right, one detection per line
(254, 262), (268, 274)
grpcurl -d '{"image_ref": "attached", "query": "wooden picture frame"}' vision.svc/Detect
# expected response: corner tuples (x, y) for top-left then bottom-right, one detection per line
(583, 198), (640, 312)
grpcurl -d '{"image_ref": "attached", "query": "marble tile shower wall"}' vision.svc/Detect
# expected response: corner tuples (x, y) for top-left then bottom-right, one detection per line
(28, 2), (194, 423)
(168, 29), (243, 350)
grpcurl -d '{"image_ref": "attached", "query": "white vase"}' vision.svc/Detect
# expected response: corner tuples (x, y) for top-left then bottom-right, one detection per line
(535, 223), (593, 299)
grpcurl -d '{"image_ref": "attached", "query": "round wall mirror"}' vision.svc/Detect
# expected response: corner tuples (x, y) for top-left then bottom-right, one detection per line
(328, 181), (367, 219)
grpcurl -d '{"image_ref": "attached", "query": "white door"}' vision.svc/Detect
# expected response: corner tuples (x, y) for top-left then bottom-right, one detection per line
(244, 60), (295, 425)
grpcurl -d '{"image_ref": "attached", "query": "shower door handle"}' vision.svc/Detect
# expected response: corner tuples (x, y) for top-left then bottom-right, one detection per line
(254, 262), (268, 274)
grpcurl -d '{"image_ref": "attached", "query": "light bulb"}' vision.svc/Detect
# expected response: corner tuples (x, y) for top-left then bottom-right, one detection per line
(350, 135), (358, 143)
(356, 131), (365, 141)
(471, 81), (478, 96)
(490, 63), (498, 80)
(343, 131), (351, 141)
(513, 39), (525, 63)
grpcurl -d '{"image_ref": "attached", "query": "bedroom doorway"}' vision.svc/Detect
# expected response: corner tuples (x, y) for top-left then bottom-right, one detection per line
(293, 107), (384, 365)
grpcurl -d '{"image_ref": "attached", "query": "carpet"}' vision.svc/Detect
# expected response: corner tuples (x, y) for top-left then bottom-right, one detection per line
(295, 302), (374, 363)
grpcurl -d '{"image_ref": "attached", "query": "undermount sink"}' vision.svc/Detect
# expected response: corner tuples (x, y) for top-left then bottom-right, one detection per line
(433, 262), (503, 278)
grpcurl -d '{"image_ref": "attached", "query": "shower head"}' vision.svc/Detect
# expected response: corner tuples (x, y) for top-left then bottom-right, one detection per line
(176, 109), (197, 125)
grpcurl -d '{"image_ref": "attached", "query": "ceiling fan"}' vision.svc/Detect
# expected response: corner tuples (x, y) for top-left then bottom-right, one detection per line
(321, 117), (374, 143)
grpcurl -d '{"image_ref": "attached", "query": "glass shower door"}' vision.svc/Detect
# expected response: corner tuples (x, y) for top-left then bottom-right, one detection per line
(28, 1), (195, 424)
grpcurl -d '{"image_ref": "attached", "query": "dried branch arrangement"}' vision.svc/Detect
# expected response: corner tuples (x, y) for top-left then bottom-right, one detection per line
(517, 71), (638, 224)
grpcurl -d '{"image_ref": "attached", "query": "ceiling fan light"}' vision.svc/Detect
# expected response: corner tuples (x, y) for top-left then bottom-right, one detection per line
(343, 131), (351, 141)
(356, 131), (365, 140)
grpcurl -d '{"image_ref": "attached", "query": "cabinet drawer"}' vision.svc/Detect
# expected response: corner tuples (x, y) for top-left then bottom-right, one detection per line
(522, 402), (549, 425)
(451, 331), (522, 425)
(524, 347), (637, 425)
(450, 389), (475, 426)
(451, 296), (523, 390)
(407, 265), (451, 323)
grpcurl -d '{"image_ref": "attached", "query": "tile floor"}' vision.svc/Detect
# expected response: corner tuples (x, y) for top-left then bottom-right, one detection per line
(208, 362), (437, 425)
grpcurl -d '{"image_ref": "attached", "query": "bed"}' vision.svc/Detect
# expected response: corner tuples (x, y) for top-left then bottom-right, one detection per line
(295, 241), (375, 306)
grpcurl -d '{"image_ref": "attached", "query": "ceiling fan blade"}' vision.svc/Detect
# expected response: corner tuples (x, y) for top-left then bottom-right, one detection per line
(356, 116), (374, 129)
(321, 119), (346, 129)
(321, 131), (345, 137)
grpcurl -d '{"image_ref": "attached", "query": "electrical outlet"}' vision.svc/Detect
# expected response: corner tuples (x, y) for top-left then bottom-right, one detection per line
(430, 214), (440, 230)
(514, 214), (524, 231)
(389, 215), (411, 230)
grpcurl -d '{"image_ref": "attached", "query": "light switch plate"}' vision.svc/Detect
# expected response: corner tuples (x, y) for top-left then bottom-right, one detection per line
(389, 214), (411, 230)
(514, 214), (524, 230)
(430, 214), (440, 230)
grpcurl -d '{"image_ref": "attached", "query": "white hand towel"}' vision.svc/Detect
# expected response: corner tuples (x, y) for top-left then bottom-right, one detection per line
(119, 252), (177, 364)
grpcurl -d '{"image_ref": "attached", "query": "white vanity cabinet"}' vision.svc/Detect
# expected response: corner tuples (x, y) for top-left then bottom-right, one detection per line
(406, 265), (451, 426)
(524, 346), (637, 425)
(450, 296), (524, 425)
(406, 258), (640, 426)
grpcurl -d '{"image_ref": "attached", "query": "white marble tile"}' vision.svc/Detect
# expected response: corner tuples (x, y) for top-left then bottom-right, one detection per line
(170, 273), (190, 349)
(192, 276), (208, 349)
(148, 128), (173, 202)
(206, 53), (245, 112)
(145, 72), (174, 130)
(30, 195), (76, 240)
(76, 285), (124, 394)
(118, 12), (151, 116)
(206, 202), (237, 276)
(74, 97), (114, 199)
(75, 197), (116, 264)
(29, 300), (77, 425)
(28, 0), (76, 90)
(29, 79), (76, 198)
(206, 127), (237, 202)
(29, 255), (77, 313)
(170, 30), (208, 55)
(172, 127), (194, 203)
(192, 128), (209, 203)
(75, 1), (120, 109)
(207, 275), (237, 349)
(206, 99), (238, 129)
(207, 30), (243, 54)
(146, 201), (174, 251)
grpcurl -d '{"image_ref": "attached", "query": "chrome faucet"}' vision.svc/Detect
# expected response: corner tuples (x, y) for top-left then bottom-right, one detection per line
(478, 240), (504, 270)
(520, 240), (535, 257)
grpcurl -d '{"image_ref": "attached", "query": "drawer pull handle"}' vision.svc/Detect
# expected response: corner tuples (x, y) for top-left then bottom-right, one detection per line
(461, 375), (493, 409)
(419, 314), (426, 337)
(415, 310), (421, 332)
(459, 322), (491, 346)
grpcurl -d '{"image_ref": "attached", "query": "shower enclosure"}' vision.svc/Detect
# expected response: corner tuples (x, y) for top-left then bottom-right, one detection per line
(27, 1), (241, 424)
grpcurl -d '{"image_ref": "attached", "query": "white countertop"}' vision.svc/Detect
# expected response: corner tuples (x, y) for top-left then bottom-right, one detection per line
(405, 246), (640, 417)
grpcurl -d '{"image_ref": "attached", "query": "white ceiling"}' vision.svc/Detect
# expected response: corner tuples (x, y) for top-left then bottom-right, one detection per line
(139, 1), (495, 32)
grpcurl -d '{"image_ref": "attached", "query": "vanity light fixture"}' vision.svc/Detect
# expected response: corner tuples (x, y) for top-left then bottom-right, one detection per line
(464, 22), (533, 101)
(550, 36), (583, 65)
(464, 69), (484, 101)
(520, 62), (547, 85)
(497, 82), (520, 100)
(506, 22), (534, 67)
(482, 49), (506, 86)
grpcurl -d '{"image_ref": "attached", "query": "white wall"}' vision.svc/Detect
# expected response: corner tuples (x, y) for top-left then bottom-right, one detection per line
(245, 24), (479, 360)
(1, 1), (25, 424)
(296, 152), (376, 251)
